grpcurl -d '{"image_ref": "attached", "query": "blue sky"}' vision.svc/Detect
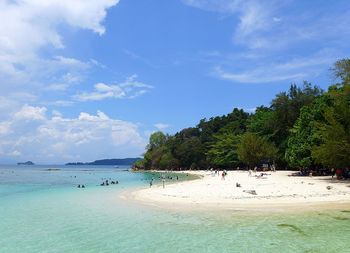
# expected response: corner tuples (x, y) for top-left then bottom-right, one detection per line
(0, 0), (349, 163)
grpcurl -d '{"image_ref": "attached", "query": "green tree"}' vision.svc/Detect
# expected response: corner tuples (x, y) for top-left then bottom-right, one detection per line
(285, 96), (329, 168)
(207, 132), (240, 168)
(331, 58), (350, 85)
(137, 60), (348, 171)
(248, 106), (275, 140)
(133, 159), (146, 170)
(268, 82), (323, 165)
(311, 59), (350, 168)
(312, 102), (350, 168)
(159, 151), (179, 169)
(148, 131), (167, 150)
(237, 132), (277, 168)
(198, 108), (248, 145)
(173, 136), (206, 168)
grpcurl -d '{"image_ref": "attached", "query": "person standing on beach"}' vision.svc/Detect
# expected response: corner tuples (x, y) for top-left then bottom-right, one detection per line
(222, 171), (225, 180)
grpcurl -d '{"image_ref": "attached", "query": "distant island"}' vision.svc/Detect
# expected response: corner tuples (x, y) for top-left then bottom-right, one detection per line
(17, 161), (35, 165)
(65, 158), (141, 166)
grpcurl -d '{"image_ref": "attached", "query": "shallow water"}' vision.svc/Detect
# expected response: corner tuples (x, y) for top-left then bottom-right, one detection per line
(0, 165), (349, 253)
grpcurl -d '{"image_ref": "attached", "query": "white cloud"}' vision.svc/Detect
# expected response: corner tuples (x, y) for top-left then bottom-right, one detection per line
(45, 83), (70, 91)
(235, 1), (271, 37)
(154, 123), (170, 130)
(9, 150), (21, 156)
(213, 49), (338, 83)
(0, 94), (39, 120)
(0, 0), (119, 94)
(0, 122), (11, 135)
(182, 0), (275, 43)
(123, 49), (160, 68)
(183, 0), (350, 85)
(0, 97), (19, 115)
(183, 0), (350, 50)
(181, 0), (242, 13)
(14, 105), (47, 121)
(49, 100), (75, 107)
(214, 65), (305, 83)
(52, 110), (62, 117)
(0, 107), (146, 163)
(182, 0), (287, 51)
(74, 75), (154, 101)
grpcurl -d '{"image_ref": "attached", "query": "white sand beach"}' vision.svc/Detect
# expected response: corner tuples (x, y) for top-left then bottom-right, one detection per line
(128, 170), (350, 211)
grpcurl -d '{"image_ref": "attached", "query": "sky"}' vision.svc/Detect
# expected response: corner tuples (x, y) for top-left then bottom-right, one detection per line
(0, 0), (350, 164)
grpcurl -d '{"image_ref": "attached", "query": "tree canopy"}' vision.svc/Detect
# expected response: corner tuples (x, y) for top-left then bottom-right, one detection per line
(236, 132), (277, 169)
(135, 59), (350, 171)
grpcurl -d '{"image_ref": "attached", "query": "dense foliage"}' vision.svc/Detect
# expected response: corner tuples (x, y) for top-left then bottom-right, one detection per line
(134, 59), (350, 170)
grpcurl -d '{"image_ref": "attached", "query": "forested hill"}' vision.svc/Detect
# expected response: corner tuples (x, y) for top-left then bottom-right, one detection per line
(66, 158), (141, 166)
(134, 59), (350, 171)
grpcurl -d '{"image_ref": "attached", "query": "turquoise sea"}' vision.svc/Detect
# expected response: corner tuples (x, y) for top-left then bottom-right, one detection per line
(1, 165), (349, 253)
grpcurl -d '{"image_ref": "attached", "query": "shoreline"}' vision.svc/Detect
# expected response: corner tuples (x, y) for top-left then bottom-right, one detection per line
(122, 170), (350, 213)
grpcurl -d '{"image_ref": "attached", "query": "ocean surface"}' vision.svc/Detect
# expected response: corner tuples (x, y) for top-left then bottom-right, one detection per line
(0, 165), (349, 253)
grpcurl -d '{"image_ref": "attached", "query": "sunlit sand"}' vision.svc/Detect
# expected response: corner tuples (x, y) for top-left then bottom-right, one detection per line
(130, 171), (350, 211)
